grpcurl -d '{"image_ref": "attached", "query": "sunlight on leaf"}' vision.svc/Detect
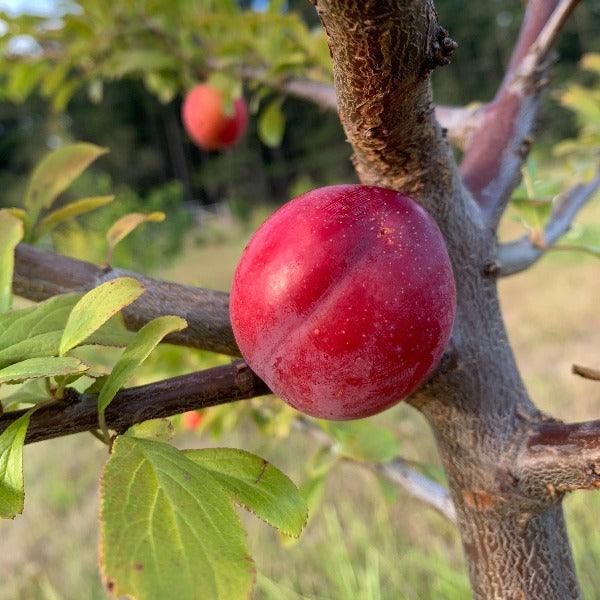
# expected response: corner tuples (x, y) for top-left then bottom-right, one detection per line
(0, 211), (24, 313)
(0, 356), (88, 384)
(0, 411), (31, 518)
(105, 212), (165, 264)
(184, 447), (307, 537)
(258, 97), (285, 147)
(97, 315), (187, 416)
(34, 195), (115, 240)
(59, 278), (144, 356)
(24, 143), (108, 225)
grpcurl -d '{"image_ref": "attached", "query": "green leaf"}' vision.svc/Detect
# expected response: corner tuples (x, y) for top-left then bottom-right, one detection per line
(206, 73), (243, 115)
(6, 61), (46, 102)
(51, 79), (80, 113)
(0, 332), (63, 368)
(0, 293), (131, 367)
(2, 379), (51, 411)
(0, 293), (80, 350)
(34, 195), (115, 239)
(84, 314), (136, 348)
(126, 419), (175, 442)
(97, 315), (187, 415)
(0, 356), (88, 384)
(108, 50), (177, 77)
(24, 143), (108, 225)
(258, 98), (285, 147)
(325, 420), (401, 462)
(100, 436), (253, 600)
(59, 278), (144, 356)
(105, 212), (165, 263)
(184, 448), (307, 537)
(0, 411), (31, 518)
(0, 211), (24, 313)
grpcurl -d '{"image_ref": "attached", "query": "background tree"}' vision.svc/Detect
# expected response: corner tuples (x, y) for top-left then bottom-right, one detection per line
(0, 0), (599, 598)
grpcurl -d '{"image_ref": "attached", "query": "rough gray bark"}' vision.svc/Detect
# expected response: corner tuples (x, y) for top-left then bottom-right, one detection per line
(310, 0), (584, 597)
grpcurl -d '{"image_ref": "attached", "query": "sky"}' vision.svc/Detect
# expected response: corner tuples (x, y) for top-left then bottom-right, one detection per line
(1, 0), (274, 15)
(0, 0), (57, 15)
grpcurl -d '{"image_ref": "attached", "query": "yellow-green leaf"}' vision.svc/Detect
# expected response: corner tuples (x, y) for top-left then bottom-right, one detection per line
(582, 53), (600, 76)
(258, 97), (285, 147)
(100, 436), (253, 600)
(59, 278), (144, 356)
(0, 211), (24, 313)
(105, 212), (165, 263)
(184, 447), (307, 538)
(97, 316), (187, 416)
(24, 143), (108, 225)
(0, 411), (31, 518)
(34, 195), (115, 239)
(0, 356), (88, 384)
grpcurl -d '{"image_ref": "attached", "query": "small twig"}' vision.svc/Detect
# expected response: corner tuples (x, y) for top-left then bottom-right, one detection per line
(572, 364), (600, 382)
(293, 416), (456, 523)
(373, 459), (456, 523)
(497, 168), (600, 276)
(89, 429), (110, 444)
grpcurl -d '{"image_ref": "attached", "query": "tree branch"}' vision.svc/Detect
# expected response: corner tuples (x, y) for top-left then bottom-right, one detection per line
(373, 459), (456, 522)
(0, 362), (269, 444)
(292, 415), (456, 522)
(497, 169), (600, 276)
(517, 419), (600, 496)
(13, 244), (239, 356)
(572, 364), (600, 382)
(460, 0), (580, 227)
(232, 61), (482, 150)
(435, 104), (484, 150)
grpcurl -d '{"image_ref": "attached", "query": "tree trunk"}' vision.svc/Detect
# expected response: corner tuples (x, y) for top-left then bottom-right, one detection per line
(310, 0), (582, 597)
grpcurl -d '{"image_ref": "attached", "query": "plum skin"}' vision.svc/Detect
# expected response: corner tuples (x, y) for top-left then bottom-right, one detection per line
(230, 184), (457, 420)
(181, 83), (248, 150)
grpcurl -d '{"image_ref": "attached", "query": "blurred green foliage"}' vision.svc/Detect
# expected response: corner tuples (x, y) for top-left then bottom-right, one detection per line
(51, 177), (194, 271)
(1, 0), (598, 230)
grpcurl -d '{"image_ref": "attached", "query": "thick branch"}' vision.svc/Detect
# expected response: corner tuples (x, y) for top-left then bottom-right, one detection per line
(497, 169), (600, 276)
(311, 0), (458, 205)
(0, 362), (269, 444)
(13, 244), (239, 356)
(517, 420), (600, 495)
(460, 0), (580, 227)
